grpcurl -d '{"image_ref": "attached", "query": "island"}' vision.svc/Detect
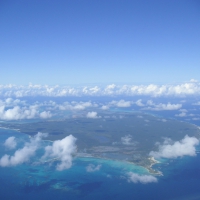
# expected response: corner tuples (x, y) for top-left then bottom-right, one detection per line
(1, 112), (200, 175)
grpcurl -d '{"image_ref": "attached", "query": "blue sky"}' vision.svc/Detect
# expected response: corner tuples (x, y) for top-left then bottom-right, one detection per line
(0, 0), (200, 85)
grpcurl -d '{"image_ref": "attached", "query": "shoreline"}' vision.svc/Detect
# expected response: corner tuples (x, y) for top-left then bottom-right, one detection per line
(0, 126), (162, 176)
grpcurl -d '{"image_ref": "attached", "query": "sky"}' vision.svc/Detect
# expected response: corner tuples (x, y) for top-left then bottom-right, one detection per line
(0, 0), (200, 85)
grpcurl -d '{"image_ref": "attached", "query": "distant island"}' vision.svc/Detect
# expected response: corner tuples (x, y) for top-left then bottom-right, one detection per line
(1, 112), (200, 175)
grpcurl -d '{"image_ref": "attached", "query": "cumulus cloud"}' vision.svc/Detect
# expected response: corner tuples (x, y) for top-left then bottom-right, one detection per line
(0, 103), (52, 120)
(42, 135), (77, 171)
(4, 137), (16, 149)
(127, 172), (157, 184)
(104, 84), (116, 95)
(86, 164), (101, 172)
(110, 100), (132, 107)
(135, 99), (145, 106)
(40, 111), (52, 119)
(86, 111), (100, 119)
(144, 102), (182, 111)
(58, 101), (96, 111)
(116, 100), (132, 107)
(73, 102), (93, 110)
(0, 133), (77, 171)
(101, 105), (109, 110)
(0, 132), (48, 167)
(175, 112), (187, 117)
(0, 98), (26, 107)
(149, 135), (199, 159)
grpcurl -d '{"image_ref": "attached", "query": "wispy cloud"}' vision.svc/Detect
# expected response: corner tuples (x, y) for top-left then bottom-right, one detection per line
(192, 101), (200, 106)
(86, 164), (101, 172)
(121, 135), (132, 145)
(4, 137), (17, 150)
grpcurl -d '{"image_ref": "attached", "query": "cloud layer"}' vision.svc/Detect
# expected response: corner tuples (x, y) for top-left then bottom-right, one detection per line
(0, 80), (200, 97)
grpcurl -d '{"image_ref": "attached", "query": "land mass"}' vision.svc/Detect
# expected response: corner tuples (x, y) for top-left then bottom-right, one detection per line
(1, 112), (200, 174)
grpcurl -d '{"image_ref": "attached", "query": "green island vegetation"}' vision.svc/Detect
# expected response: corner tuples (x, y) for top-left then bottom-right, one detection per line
(1, 112), (200, 175)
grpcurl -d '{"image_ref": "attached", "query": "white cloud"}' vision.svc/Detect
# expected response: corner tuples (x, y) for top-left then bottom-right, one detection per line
(144, 102), (182, 111)
(190, 79), (198, 83)
(175, 112), (187, 117)
(4, 137), (16, 149)
(0, 133), (77, 171)
(193, 101), (200, 106)
(106, 84), (116, 90)
(73, 102), (91, 110)
(110, 100), (132, 107)
(149, 135), (199, 159)
(89, 86), (100, 94)
(127, 172), (157, 184)
(40, 111), (52, 119)
(135, 99), (144, 106)
(116, 100), (132, 107)
(121, 135), (132, 145)
(175, 109), (188, 117)
(104, 84), (116, 95)
(146, 100), (154, 106)
(0, 132), (48, 167)
(86, 111), (100, 119)
(179, 109), (188, 112)
(0, 98), (26, 107)
(1, 80), (200, 97)
(0, 104), (52, 120)
(86, 164), (101, 172)
(101, 105), (109, 110)
(58, 101), (96, 111)
(192, 118), (200, 121)
(42, 135), (77, 171)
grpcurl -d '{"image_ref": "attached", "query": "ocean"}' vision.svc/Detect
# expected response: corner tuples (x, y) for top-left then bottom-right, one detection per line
(0, 128), (200, 200)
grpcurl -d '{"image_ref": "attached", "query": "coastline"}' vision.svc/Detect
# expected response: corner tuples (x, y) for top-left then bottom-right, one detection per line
(0, 126), (163, 176)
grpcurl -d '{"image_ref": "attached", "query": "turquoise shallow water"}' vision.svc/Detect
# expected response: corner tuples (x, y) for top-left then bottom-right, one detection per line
(1, 128), (200, 200)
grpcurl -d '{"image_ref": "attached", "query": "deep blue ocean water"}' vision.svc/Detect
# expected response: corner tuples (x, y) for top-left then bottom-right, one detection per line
(1, 128), (200, 200)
